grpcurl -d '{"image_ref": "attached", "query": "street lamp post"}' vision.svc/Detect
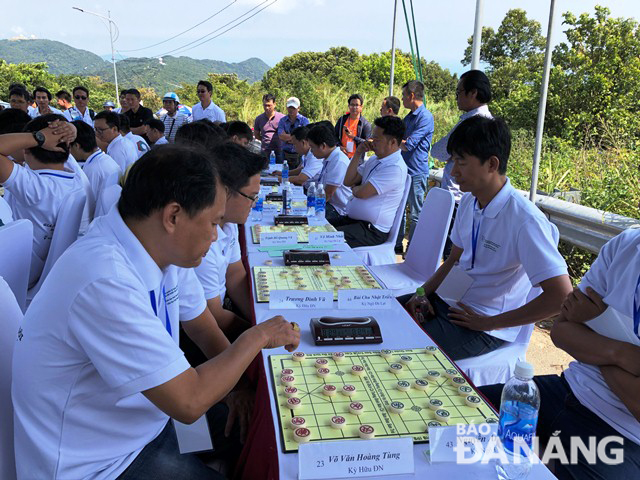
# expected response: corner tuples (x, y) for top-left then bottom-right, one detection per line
(72, 7), (120, 105)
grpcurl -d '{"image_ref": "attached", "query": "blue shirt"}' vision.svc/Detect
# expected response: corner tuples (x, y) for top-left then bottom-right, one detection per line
(276, 113), (310, 153)
(402, 104), (434, 175)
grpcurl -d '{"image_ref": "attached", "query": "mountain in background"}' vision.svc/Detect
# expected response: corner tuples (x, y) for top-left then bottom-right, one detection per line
(0, 38), (270, 90)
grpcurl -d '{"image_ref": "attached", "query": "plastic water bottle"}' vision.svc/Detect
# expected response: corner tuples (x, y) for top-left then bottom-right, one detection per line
(496, 361), (540, 480)
(269, 151), (276, 167)
(306, 182), (316, 217)
(282, 160), (289, 184)
(283, 183), (293, 215)
(413, 287), (430, 323)
(250, 193), (264, 221)
(315, 184), (326, 219)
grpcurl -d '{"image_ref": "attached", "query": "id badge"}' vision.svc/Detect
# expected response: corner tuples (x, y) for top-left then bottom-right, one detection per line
(436, 265), (474, 305)
(346, 141), (354, 153)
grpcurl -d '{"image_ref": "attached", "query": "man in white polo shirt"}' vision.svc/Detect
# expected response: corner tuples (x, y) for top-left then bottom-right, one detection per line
(29, 86), (63, 118)
(334, 115), (408, 247)
(192, 80), (226, 123)
(194, 143), (263, 342)
(0, 114), (84, 288)
(120, 113), (151, 158)
(405, 116), (572, 360)
(69, 120), (120, 217)
(63, 86), (95, 126)
(307, 123), (352, 223)
(481, 228), (640, 478)
(271, 125), (323, 188)
(94, 110), (138, 173)
(12, 146), (300, 480)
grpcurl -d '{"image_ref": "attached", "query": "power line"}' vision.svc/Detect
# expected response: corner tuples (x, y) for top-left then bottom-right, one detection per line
(153, 0), (273, 58)
(119, 0), (237, 52)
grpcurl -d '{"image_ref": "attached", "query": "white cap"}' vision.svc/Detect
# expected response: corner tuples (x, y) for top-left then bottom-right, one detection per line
(514, 361), (534, 379)
(286, 97), (300, 109)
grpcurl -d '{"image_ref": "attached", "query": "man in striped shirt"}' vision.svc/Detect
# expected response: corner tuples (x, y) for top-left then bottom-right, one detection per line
(160, 92), (189, 143)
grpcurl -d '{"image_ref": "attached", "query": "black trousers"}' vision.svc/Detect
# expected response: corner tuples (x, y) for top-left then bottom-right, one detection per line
(397, 293), (504, 360)
(481, 375), (640, 480)
(331, 215), (388, 248)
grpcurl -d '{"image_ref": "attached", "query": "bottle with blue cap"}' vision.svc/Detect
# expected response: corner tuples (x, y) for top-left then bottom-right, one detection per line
(496, 361), (540, 480)
(282, 159), (289, 184)
(269, 151), (276, 167)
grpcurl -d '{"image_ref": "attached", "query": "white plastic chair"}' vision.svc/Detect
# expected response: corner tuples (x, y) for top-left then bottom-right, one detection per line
(456, 224), (561, 386)
(26, 188), (86, 306)
(0, 220), (33, 312)
(353, 174), (411, 266)
(94, 184), (122, 218)
(369, 187), (455, 296)
(0, 278), (23, 480)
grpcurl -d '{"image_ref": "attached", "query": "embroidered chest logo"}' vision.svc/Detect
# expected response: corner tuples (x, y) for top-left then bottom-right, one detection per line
(482, 235), (501, 253)
(17, 327), (23, 341)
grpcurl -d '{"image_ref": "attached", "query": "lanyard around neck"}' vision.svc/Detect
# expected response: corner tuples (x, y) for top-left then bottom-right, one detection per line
(149, 287), (172, 335)
(470, 198), (482, 270)
(634, 273), (640, 339)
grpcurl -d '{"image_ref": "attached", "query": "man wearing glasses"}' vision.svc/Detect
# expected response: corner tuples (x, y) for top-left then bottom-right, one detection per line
(63, 86), (95, 126)
(194, 143), (263, 343)
(191, 80), (226, 123)
(93, 111), (138, 174)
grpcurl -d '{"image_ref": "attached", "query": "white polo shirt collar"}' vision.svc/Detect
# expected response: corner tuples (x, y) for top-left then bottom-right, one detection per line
(85, 150), (103, 166)
(103, 207), (163, 291)
(475, 177), (512, 219)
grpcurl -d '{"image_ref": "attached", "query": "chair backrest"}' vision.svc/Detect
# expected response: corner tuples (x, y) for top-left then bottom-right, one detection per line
(0, 220), (33, 311)
(94, 183), (122, 218)
(383, 174), (411, 248)
(404, 187), (455, 277)
(0, 278), (23, 480)
(27, 188), (86, 303)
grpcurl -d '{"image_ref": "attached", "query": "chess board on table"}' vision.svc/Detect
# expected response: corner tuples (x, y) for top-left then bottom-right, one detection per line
(252, 265), (381, 302)
(269, 348), (497, 452)
(251, 224), (337, 244)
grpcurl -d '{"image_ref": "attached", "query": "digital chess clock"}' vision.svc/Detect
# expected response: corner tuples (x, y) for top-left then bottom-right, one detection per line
(310, 316), (383, 345)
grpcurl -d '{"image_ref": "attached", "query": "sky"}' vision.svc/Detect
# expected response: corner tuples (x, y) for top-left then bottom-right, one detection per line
(7, 0), (640, 75)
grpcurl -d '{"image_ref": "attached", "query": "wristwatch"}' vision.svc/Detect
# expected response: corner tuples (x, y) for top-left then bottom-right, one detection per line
(32, 131), (45, 147)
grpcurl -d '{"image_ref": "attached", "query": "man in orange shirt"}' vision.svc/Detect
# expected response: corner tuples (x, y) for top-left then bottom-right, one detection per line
(334, 94), (372, 159)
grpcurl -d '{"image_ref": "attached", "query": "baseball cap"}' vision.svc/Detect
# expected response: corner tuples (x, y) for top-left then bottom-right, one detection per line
(163, 92), (180, 103)
(286, 97), (300, 109)
(103, 101), (115, 107)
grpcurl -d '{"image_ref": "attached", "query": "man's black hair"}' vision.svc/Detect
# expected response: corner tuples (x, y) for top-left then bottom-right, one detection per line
(197, 80), (213, 93)
(119, 114), (131, 133)
(447, 116), (510, 175)
(94, 110), (121, 130)
(33, 87), (52, 101)
(8, 82), (27, 91)
(373, 116), (405, 144)
(56, 90), (72, 103)
(402, 80), (425, 101)
(212, 142), (266, 192)
(459, 70), (492, 104)
(118, 145), (220, 220)
(9, 87), (30, 102)
(71, 120), (98, 153)
(291, 125), (309, 141)
(126, 89), (141, 99)
(307, 123), (338, 148)
(22, 114), (69, 164)
(225, 121), (253, 142)
(383, 96), (401, 114)
(262, 93), (276, 103)
(175, 120), (227, 150)
(145, 118), (165, 132)
(0, 108), (32, 134)
(348, 93), (363, 105)
(120, 89), (128, 96)
(72, 86), (89, 97)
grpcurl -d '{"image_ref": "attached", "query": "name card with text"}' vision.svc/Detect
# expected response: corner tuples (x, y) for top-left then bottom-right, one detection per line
(299, 438), (414, 479)
(308, 231), (345, 245)
(427, 423), (499, 464)
(268, 290), (333, 310)
(338, 289), (394, 310)
(262, 204), (280, 216)
(259, 232), (297, 246)
(260, 185), (275, 195)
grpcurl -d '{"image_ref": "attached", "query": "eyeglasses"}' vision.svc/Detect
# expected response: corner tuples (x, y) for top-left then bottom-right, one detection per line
(94, 126), (110, 134)
(197, 90), (208, 94)
(74, 95), (87, 100)
(233, 189), (258, 203)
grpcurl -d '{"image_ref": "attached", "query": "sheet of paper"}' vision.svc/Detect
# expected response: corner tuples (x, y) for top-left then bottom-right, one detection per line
(337, 289), (394, 310)
(298, 438), (414, 479)
(427, 423), (498, 464)
(260, 232), (298, 246)
(308, 231), (345, 245)
(173, 416), (213, 454)
(269, 290), (333, 309)
(436, 265), (474, 305)
(586, 306), (640, 346)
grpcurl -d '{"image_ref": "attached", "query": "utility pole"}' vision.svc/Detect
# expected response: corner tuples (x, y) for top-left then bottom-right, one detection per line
(389, 0), (398, 96)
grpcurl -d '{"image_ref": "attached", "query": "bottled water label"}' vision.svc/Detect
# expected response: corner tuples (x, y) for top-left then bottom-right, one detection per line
(498, 401), (538, 453)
